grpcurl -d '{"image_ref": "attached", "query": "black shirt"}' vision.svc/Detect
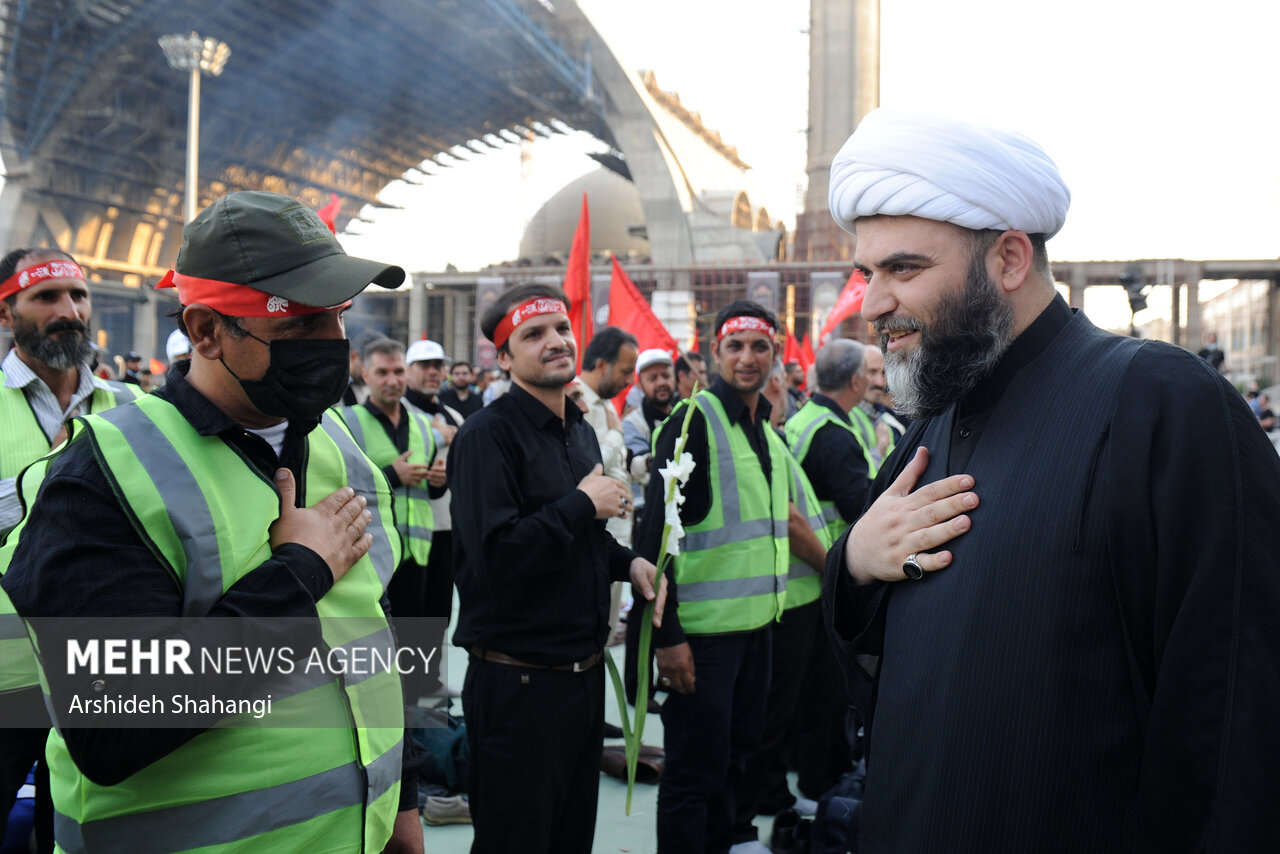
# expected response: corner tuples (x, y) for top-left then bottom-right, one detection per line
(439, 385), (483, 419)
(449, 382), (638, 665)
(404, 388), (463, 429)
(1, 362), (420, 806)
(637, 376), (775, 647)
(802, 392), (873, 523)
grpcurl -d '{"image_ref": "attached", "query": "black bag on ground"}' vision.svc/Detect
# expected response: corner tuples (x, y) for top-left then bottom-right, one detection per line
(810, 759), (866, 854)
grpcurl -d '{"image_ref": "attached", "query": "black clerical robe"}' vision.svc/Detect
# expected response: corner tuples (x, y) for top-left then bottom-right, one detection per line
(825, 300), (1280, 853)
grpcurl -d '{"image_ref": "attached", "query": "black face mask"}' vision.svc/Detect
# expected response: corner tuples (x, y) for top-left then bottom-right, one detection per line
(222, 335), (351, 420)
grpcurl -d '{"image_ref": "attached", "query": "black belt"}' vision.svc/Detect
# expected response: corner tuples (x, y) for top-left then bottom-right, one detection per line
(470, 647), (603, 673)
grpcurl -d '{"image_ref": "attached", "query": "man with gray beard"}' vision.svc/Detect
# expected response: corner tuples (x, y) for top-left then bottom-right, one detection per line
(823, 110), (1280, 853)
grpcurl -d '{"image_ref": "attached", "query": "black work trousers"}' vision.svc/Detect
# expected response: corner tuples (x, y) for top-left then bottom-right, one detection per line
(387, 532), (455, 702)
(462, 655), (605, 854)
(732, 600), (821, 842)
(657, 626), (771, 854)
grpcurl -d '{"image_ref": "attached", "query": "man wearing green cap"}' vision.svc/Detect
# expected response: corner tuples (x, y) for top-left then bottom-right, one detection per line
(1, 191), (423, 853)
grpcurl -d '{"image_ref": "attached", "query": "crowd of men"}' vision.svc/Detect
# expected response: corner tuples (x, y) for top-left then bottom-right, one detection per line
(0, 108), (1277, 854)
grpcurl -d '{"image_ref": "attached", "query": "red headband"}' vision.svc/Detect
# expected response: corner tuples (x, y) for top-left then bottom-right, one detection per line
(0, 260), (85, 301)
(492, 297), (568, 347)
(717, 315), (776, 342)
(156, 270), (349, 317)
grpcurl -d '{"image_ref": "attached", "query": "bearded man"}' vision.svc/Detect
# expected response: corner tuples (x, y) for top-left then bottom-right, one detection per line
(823, 110), (1280, 853)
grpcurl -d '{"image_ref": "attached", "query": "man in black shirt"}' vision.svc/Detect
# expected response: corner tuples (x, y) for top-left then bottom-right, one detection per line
(450, 282), (664, 854)
(440, 359), (483, 418)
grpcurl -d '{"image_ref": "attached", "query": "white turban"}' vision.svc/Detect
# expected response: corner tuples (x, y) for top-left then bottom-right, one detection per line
(829, 109), (1070, 238)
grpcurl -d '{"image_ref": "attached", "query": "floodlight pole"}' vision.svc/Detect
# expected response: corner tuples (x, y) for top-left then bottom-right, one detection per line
(159, 32), (230, 223)
(185, 66), (201, 223)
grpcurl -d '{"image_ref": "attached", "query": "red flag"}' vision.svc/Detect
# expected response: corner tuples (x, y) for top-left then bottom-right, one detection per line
(783, 328), (802, 366)
(608, 258), (680, 414)
(563, 193), (592, 373)
(817, 270), (868, 343)
(799, 333), (816, 376)
(316, 193), (341, 234)
(608, 257), (679, 354)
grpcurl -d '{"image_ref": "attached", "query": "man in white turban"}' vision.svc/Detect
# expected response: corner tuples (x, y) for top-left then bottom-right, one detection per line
(823, 109), (1280, 854)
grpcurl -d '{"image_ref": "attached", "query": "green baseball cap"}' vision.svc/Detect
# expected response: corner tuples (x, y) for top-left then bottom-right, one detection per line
(174, 191), (404, 308)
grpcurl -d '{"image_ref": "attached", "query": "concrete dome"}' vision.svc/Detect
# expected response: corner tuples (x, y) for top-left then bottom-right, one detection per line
(519, 168), (651, 262)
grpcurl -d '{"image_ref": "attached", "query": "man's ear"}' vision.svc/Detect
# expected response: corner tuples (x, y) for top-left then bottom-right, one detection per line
(183, 305), (225, 361)
(0, 300), (12, 331)
(993, 230), (1035, 294)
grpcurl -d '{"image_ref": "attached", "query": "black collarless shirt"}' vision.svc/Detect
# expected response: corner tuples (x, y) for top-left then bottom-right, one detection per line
(947, 294), (1071, 473)
(449, 382), (638, 665)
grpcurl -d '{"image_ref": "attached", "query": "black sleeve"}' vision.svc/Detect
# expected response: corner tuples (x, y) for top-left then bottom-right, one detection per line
(449, 417), (598, 589)
(1, 444), (335, 787)
(637, 405), (709, 649)
(1106, 347), (1280, 851)
(803, 422), (872, 524)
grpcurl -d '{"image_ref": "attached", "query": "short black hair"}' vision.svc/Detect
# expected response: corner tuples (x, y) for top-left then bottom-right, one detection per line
(713, 300), (780, 340)
(451, 359), (473, 372)
(675, 349), (704, 378)
(479, 282), (570, 354)
(0, 247), (76, 307)
(581, 326), (638, 372)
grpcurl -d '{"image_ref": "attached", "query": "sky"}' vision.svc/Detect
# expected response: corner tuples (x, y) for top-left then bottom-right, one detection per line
(337, 0), (1280, 329)
(5, 0), (1278, 328)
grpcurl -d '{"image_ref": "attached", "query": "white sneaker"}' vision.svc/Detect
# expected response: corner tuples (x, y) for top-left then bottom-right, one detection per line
(728, 841), (772, 854)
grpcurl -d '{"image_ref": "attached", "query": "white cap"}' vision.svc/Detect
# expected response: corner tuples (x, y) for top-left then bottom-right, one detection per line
(406, 339), (447, 365)
(166, 329), (191, 362)
(635, 348), (674, 375)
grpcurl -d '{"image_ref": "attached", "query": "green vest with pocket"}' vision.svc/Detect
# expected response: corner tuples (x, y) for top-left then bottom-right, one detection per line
(6, 395), (405, 853)
(0, 371), (138, 694)
(786, 399), (875, 544)
(657, 391), (788, 635)
(780, 446), (831, 609)
(338, 403), (435, 566)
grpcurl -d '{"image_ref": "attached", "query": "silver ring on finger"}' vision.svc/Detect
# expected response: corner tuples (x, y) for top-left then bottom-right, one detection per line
(660, 676), (672, 687)
(902, 553), (925, 581)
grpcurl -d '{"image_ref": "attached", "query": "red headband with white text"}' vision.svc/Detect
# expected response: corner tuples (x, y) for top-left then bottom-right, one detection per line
(716, 315), (776, 342)
(156, 270), (350, 317)
(492, 297), (568, 347)
(0, 260), (85, 302)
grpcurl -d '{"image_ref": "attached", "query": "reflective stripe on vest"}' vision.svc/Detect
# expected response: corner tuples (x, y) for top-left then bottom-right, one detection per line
(786, 400), (874, 545)
(0, 375), (137, 694)
(40, 396), (403, 853)
(0, 371), (139, 480)
(52, 737), (404, 854)
(848, 406), (888, 476)
(665, 392), (787, 634)
(338, 403), (435, 565)
(782, 448), (831, 609)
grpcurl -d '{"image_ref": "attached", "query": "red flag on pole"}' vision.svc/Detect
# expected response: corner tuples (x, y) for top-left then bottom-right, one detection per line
(609, 257), (679, 413)
(563, 193), (593, 373)
(817, 270), (868, 343)
(608, 257), (678, 355)
(316, 193), (341, 234)
(799, 333), (816, 375)
(783, 328), (802, 366)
